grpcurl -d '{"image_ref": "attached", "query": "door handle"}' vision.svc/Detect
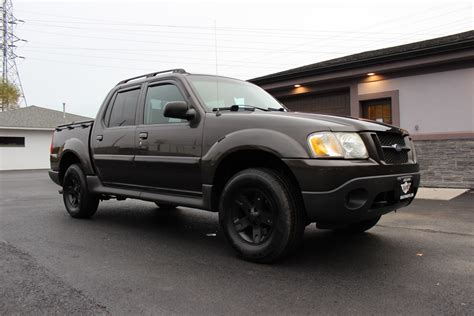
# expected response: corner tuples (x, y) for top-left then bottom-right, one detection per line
(139, 132), (148, 140)
(96, 135), (103, 141)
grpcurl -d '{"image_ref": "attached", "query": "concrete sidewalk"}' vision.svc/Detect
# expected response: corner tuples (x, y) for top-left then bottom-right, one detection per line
(416, 188), (470, 201)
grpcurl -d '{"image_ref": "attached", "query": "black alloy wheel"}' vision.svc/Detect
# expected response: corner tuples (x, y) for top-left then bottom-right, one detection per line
(64, 172), (82, 208)
(231, 188), (276, 245)
(219, 168), (306, 263)
(62, 164), (99, 219)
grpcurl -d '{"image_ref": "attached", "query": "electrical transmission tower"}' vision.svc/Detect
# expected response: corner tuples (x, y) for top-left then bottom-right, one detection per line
(1, 0), (26, 111)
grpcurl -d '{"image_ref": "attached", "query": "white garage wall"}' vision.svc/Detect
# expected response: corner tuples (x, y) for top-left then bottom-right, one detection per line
(0, 129), (53, 170)
(358, 67), (474, 134)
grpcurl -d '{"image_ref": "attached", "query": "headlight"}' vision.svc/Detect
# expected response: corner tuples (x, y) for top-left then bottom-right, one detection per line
(334, 133), (368, 159)
(308, 132), (368, 159)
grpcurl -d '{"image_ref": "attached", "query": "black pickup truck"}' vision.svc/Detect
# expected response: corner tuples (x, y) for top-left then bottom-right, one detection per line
(49, 68), (419, 262)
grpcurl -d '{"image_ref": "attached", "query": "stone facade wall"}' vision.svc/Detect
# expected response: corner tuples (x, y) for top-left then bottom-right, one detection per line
(414, 138), (473, 189)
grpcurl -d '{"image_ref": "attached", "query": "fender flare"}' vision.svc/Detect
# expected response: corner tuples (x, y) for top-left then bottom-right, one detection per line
(201, 128), (309, 184)
(60, 137), (94, 175)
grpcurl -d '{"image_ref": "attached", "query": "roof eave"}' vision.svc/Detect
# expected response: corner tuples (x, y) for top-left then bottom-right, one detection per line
(250, 37), (474, 84)
(0, 126), (54, 131)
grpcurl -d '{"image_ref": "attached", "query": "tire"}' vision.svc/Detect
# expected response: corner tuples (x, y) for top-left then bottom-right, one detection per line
(219, 168), (306, 263)
(154, 202), (177, 210)
(334, 216), (381, 234)
(62, 164), (99, 219)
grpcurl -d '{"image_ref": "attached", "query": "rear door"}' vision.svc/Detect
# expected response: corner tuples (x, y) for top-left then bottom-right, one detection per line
(133, 80), (203, 194)
(91, 85), (141, 186)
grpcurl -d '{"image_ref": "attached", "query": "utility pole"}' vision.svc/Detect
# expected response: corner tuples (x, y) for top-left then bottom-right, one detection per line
(0, 0), (26, 111)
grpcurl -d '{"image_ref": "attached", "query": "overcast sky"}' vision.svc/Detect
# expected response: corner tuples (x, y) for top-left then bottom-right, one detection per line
(13, 0), (473, 117)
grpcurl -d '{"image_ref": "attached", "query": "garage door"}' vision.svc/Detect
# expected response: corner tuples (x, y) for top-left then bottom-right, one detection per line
(278, 89), (350, 115)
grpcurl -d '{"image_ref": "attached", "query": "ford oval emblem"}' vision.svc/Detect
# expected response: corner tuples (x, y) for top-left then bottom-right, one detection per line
(391, 144), (402, 152)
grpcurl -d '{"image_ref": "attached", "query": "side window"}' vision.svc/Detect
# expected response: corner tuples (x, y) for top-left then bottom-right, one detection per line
(107, 88), (140, 127)
(144, 84), (186, 125)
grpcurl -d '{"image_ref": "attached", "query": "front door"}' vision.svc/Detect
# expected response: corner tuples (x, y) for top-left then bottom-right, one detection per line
(91, 86), (141, 186)
(133, 81), (203, 195)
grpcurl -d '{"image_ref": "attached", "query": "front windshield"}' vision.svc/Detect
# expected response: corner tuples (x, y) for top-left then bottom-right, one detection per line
(187, 75), (285, 111)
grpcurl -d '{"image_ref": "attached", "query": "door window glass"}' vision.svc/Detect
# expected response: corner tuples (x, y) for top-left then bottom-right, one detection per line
(144, 84), (186, 124)
(108, 88), (140, 127)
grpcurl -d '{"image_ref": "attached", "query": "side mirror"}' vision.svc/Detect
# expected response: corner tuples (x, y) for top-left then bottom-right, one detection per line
(163, 101), (196, 121)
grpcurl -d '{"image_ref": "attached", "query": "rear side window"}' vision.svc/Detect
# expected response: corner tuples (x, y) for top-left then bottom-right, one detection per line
(107, 88), (140, 127)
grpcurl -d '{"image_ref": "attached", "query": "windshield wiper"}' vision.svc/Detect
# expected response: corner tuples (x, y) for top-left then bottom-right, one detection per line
(212, 105), (265, 112)
(212, 105), (285, 112)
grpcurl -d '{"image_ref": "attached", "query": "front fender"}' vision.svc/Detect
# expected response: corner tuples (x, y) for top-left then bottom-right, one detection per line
(201, 128), (309, 184)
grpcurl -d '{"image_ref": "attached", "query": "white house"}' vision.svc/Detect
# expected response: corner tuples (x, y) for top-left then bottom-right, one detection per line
(0, 106), (92, 170)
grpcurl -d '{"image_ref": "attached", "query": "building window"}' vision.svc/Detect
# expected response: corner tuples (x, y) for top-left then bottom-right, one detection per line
(0, 136), (25, 147)
(361, 98), (392, 124)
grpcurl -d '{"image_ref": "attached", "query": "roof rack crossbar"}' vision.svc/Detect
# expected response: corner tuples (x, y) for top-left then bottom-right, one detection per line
(116, 68), (187, 85)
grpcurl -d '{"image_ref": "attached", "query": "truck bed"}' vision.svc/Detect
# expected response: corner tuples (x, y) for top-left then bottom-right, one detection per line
(50, 120), (95, 180)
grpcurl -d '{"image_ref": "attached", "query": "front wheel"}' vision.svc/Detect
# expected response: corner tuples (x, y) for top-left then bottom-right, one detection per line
(219, 168), (306, 263)
(63, 164), (99, 219)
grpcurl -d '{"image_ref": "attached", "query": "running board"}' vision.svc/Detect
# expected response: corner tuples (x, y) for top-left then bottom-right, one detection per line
(86, 176), (213, 211)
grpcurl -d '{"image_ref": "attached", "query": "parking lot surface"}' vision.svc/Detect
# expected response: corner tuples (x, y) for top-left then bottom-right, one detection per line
(1, 170), (473, 315)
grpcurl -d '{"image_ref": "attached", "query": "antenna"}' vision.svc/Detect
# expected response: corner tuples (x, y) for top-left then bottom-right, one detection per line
(214, 20), (218, 76)
(1, 0), (27, 111)
(214, 20), (221, 116)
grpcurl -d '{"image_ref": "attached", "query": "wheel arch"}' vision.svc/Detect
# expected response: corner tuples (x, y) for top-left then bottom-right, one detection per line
(208, 148), (304, 212)
(58, 150), (82, 185)
(57, 137), (95, 185)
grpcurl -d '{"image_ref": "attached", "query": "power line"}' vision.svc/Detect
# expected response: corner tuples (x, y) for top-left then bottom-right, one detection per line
(24, 19), (446, 37)
(22, 44), (345, 54)
(15, 5), (464, 36)
(22, 49), (286, 69)
(26, 21), (438, 44)
(242, 3), (471, 68)
(21, 47), (345, 66)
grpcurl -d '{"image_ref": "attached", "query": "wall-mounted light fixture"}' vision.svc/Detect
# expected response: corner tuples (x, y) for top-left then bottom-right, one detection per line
(367, 72), (376, 76)
(294, 84), (302, 88)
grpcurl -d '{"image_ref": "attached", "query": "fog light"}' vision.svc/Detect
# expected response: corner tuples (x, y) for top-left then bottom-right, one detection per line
(345, 188), (369, 210)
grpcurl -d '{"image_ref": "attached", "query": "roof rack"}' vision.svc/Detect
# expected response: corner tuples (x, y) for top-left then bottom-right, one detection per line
(116, 68), (187, 85)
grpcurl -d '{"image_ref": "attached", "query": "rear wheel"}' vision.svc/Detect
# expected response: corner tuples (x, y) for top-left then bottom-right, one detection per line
(219, 168), (305, 263)
(334, 216), (381, 234)
(63, 164), (99, 219)
(154, 202), (177, 210)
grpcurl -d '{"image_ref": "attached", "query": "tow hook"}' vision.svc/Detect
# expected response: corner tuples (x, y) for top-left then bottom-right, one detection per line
(58, 189), (63, 195)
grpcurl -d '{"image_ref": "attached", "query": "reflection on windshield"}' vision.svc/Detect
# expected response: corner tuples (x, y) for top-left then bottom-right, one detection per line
(188, 75), (285, 111)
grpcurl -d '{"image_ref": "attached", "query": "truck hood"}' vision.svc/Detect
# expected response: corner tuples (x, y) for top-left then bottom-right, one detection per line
(278, 111), (403, 133)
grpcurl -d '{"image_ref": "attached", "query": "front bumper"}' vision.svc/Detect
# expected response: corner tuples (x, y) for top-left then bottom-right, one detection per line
(302, 172), (420, 223)
(283, 159), (420, 224)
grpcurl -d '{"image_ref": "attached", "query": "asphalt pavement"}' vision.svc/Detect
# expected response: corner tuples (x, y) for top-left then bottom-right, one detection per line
(1, 170), (473, 315)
